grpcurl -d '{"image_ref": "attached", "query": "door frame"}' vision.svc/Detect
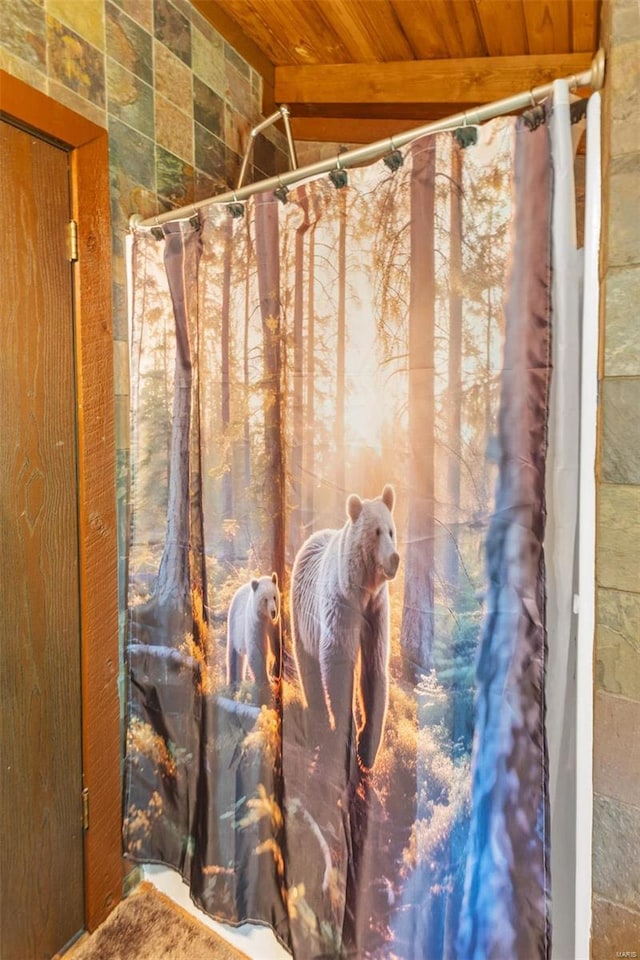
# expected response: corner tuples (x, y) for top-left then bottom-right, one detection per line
(0, 72), (121, 932)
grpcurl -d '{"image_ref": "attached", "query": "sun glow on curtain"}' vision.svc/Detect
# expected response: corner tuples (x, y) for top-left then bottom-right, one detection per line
(124, 110), (562, 959)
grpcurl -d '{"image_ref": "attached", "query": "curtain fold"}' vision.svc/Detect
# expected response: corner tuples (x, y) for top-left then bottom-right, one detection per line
(546, 78), (582, 960)
(123, 98), (586, 958)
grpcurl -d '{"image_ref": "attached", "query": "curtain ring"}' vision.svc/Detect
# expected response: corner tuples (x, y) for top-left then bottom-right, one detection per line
(335, 153), (342, 170)
(529, 90), (537, 107)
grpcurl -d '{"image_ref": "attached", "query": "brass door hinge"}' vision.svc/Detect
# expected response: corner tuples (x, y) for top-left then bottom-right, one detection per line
(67, 220), (79, 262)
(82, 786), (89, 831)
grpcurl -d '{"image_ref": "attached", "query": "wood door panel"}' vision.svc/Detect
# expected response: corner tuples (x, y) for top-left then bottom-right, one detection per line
(1, 120), (84, 959)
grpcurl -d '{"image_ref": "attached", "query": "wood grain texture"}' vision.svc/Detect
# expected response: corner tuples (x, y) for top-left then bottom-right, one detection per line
(72, 133), (122, 933)
(202, 1), (599, 64)
(0, 71), (121, 934)
(0, 119), (84, 960)
(196, 1), (600, 140)
(475, 1), (530, 55)
(571, 0), (601, 51)
(275, 52), (594, 113)
(523, 1), (571, 55)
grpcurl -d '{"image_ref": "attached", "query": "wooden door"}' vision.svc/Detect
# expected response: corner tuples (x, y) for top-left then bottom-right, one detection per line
(0, 119), (85, 958)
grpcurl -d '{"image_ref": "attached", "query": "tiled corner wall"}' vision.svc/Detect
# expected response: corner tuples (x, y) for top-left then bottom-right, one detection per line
(592, 0), (640, 955)
(0, 0), (290, 624)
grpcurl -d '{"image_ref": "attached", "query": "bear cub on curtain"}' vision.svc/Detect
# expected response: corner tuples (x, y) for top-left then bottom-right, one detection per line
(291, 485), (399, 773)
(227, 573), (281, 700)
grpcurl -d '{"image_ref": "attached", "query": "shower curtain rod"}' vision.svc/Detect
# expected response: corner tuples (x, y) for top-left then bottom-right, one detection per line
(132, 48), (605, 231)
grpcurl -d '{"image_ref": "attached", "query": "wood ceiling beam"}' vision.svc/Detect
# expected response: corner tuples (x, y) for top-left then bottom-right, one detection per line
(290, 116), (434, 144)
(275, 52), (593, 116)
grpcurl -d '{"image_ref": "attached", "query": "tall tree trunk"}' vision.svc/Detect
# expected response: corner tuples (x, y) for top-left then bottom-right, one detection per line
(304, 199), (319, 534)
(400, 142), (436, 680)
(242, 218), (253, 558)
(221, 215), (234, 563)
(253, 193), (285, 581)
(290, 188), (310, 558)
(444, 144), (463, 596)
(154, 226), (202, 620)
(335, 189), (347, 508)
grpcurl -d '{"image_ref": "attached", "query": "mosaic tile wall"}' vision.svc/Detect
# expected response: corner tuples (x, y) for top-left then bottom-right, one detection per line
(592, 0), (640, 954)
(0, 0), (291, 633)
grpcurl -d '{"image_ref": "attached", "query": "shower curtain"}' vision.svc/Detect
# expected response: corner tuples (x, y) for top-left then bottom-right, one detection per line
(124, 90), (588, 960)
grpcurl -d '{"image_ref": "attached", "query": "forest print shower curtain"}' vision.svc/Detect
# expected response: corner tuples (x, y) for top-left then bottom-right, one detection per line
(125, 115), (553, 959)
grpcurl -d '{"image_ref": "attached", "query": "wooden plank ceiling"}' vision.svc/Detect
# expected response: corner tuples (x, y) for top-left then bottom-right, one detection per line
(194, 0), (601, 142)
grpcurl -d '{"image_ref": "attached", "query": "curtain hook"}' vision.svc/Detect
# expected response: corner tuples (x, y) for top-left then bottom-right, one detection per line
(329, 152), (348, 188)
(274, 176), (289, 204)
(229, 192), (245, 218)
(151, 214), (164, 240)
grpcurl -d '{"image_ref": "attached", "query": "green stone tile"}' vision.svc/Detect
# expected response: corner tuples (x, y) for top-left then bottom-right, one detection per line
(154, 39), (192, 113)
(193, 75), (223, 138)
(107, 58), (154, 139)
(194, 122), (226, 183)
(156, 145), (194, 207)
(106, 1), (153, 86)
(47, 0), (105, 51)
(592, 794), (640, 911)
(0, 0), (46, 69)
(602, 378), (640, 484)
(153, 0), (190, 67)
(167, 0), (192, 20)
(47, 15), (105, 108)
(224, 41), (249, 79)
(111, 279), (128, 341)
(251, 68), (261, 101)
(609, 41), (640, 159)
(114, 396), (130, 453)
(112, 0), (152, 34)
(155, 92), (193, 164)
(191, 23), (224, 95)
(113, 339), (130, 396)
(47, 76), (106, 127)
(224, 60), (254, 120)
(598, 484), (640, 593)
(0, 46), (46, 91)
(109, 115), (155, 191)
(116, 447), (130, 612)
(605, 265), (640, 376)
(608, 152), (640, 267)
(194, 170), (217, 204)
(597, 588), (640, 700)
(224, 106), (250, 158)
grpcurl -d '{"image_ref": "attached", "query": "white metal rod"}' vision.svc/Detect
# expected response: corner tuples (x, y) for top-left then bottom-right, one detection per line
(280, 105), (298, 171)
(132, 50), (604, 230)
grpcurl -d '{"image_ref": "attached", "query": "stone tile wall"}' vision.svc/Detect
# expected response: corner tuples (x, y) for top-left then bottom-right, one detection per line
(592, 0), (640, 955)
(0, 0), (290, 630)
